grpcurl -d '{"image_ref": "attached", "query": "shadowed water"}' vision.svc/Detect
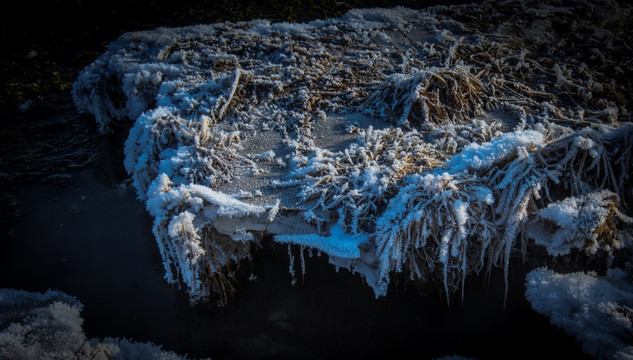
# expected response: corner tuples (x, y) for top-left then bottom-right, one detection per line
(0, 169), (593, 360)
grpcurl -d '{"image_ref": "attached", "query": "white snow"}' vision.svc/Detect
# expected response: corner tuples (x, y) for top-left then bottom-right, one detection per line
(0, 288), (190, 360)
(443, 130), (544, 173)
(527, 190), (622, 256)
(526, 267), (633, 360)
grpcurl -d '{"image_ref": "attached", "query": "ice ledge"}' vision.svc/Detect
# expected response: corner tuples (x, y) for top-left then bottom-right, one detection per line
(275, 224), (368, 259)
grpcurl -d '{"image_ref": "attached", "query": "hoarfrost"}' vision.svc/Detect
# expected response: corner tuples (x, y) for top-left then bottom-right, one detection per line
(73, 0), (633, 305)
(526, 268), (633, 360)
(0, 288), (192, 360)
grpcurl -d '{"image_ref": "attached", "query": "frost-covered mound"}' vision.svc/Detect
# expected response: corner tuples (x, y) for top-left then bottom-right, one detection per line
(73, 0), (633, 304)
(0, 288), (194, 360)
(526, 267), (633, 360)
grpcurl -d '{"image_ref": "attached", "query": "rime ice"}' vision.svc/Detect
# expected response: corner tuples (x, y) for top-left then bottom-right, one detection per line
(73, 0), (633, 309)
(526, 268), (633, 360)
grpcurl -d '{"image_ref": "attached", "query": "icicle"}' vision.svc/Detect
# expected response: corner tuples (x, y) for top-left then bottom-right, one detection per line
(288, 244), (296, 286)
(300, 245), (306, 282)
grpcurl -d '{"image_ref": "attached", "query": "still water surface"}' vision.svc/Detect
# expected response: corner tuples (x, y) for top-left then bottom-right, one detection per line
(0, 169), (592, 359)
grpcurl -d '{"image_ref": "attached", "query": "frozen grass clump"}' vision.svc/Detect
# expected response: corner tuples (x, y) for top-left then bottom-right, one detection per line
(276, 126), (445, 233)
(146, 173), (267, 304)
(363, 66), (489, 127)
(526, 267), (633, 360)
(527, 190), (630, 257)
(374, 171), (495, 300)
(0, 288), (192, 360)
(373, 129), (546, 300)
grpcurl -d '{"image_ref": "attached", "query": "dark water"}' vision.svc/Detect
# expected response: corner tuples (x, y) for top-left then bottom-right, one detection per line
(0, 169), (593, 360)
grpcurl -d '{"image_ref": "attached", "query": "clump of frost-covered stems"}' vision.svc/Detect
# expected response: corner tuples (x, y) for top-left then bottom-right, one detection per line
(275, 125), (444, 233)
(0, 288), (192, 360)
(146, 173), (266, 304)
(375, 126), (632, 302)
(73, 0), (633, 308)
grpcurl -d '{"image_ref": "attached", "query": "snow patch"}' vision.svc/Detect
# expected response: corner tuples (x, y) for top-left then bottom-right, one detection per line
(526, 268), (633, 360)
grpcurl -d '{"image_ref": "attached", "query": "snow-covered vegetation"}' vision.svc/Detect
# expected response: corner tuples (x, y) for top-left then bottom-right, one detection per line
(0, 288), (193, 360)
(527, 189), (629, 257)
(73, 0), (632, 335)
(526, 267), (633, 360)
